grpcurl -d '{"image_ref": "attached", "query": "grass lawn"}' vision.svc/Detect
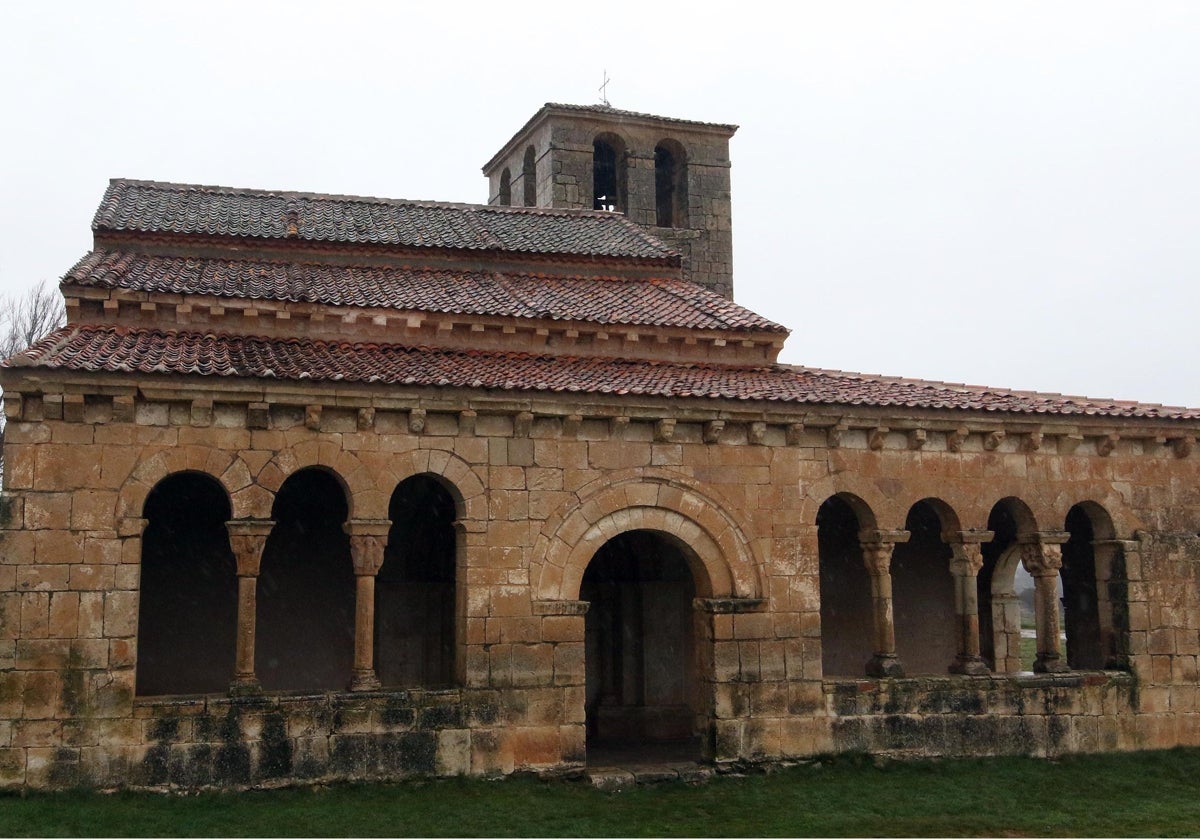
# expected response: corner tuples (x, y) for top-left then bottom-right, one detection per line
(3, 748), (1200, 837)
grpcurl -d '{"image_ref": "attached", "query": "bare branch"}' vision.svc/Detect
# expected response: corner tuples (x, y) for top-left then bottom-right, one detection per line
(0, 279), (66, 359)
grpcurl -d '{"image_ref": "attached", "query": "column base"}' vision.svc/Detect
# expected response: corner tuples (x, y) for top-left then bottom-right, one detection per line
(1033, 654), (1070, 674)
(350, 670), (382, 692)
(865, 654), (904, 678)
(949, 656), (990, 676)
(228, 677), (262, 697)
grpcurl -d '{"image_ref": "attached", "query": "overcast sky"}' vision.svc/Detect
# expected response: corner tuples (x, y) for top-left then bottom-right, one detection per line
(2, 1), (1197, 406)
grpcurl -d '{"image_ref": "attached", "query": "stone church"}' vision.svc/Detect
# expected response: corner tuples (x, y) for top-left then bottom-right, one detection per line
(1, 102), (1198, 789)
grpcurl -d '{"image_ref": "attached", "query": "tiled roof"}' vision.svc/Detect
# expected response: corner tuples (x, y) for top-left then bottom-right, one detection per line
(9, 325), (1199, 421)
(92, 179), (677, 260)
(64, 250), (785, 332)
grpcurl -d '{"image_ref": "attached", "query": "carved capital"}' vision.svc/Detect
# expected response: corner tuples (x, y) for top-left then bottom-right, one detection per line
(1020, 535), (1066, 575)
(858, 529), (909, 575)
(345, 519), (391, 576)
(226, 519), (275, 577)
(948, 542), (985, 576)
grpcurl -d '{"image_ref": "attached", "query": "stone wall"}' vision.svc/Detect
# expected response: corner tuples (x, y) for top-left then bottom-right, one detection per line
(1, 380), (1198, 788)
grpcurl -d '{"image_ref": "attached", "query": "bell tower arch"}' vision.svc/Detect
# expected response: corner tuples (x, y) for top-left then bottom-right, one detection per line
(483, 103), (738, 298)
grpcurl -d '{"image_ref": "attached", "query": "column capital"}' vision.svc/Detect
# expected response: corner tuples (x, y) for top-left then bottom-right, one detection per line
(949, 541), (985, 576)
(226, 519), (275, 577)
(1021, 541), (1063, 575)
(345, 521), (389, 576)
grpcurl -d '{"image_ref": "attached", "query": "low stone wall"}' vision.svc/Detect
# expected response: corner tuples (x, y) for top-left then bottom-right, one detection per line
(825, 672), (1138, 757)
(29, 687), (584, 790)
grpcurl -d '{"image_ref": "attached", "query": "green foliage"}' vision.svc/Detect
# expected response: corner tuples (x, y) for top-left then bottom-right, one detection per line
(4, 748), (1200, 837)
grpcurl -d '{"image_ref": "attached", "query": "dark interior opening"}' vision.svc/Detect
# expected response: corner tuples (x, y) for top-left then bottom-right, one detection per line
(1063, 505), (1104, 669)
(522, 145), (537, 207)
(137, 472), (236, 696)
(498, 168), (512, 206)
(258, 468), (355, 691)
(654, 141), (688, 228)
(581, 530), (698, 750)
(891, 502), (957, 674)
(592, 135), (626, 212)
(817, 496), (873, 676)
(377, 475), (457, 687)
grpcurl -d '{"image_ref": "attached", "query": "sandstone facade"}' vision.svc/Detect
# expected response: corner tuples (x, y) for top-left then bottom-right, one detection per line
(0, 104), (1198, 790)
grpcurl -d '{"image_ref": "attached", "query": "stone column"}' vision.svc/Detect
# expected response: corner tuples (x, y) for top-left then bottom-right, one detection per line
(946, 530), (993, 675)
(859, 529), (910, 678)
(225, 519), (274, 695)
(345, 519), (391, 692)
(1021, 531), (1071, 674)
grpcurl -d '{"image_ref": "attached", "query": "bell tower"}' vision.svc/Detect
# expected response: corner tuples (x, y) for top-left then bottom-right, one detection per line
(483, 103), (738, 299)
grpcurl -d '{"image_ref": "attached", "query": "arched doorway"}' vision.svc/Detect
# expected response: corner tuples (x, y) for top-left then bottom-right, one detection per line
(891, 500), (958, 674)
(257, 467), (355, 691)
(376, 474), (458, 687)
(817, 494), (875, 676)
(137, 471), (236, 695)
(581, 529), (701, 758)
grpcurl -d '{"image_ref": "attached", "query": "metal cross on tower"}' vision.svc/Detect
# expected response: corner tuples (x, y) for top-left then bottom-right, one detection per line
(599, 70), (611, 106)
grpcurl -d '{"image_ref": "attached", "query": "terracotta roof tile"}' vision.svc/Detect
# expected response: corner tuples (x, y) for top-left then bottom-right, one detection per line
(64, 250), (786, 333)
(9, 325), (1198, 421)
(92, 179), (677, 260)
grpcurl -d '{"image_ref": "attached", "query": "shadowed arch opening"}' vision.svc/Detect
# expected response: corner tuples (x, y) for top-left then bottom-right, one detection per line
(1063, 502), (1125, 669)
(581, 529), (701, 756)
(654, 139), (688, 228)
(258, 467), (354, 691)
(498, 168), (512, 206)
(593, 133), (627, 212)
(137, 471), (236, 696)
(817, 494), (875, 676)
(980, 498), (1040, 672)
(522, 145), (537, 207)
(377, 474), (458, 687)
(891, 500), (957, 674)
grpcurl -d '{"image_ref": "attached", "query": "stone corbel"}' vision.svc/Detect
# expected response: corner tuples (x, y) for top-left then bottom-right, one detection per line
(191, 398), (214, 428)
(408, 408), (426, 434)
(868, 426), (888, 451)
(786, 422), (805, 446)
(827, 420), (848, 449)
(1022, 430), (1043, 452)
(1096, 432), (1120, 457)
(907, 428), (927, 450)
(3, 393), (23, 420)
(703, 420), (725, 444)
(305, 404), (322, 431)
(609, 415), (630, 440)
(514, 411), (534, 438)
(357, 407), (375, 431)
(984, 430), (1006, 451)
(947, 426), (969, 453)
(654, 418), (676, 443)
(748, 421), (767, 446)
(562, 414), (583, 438)
(247, 402), (269, 430)
(1170, 436), (1195, 459)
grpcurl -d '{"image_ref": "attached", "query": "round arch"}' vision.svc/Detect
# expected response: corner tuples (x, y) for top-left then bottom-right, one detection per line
(533, 475), (761, 602)
(117, 445), (250, 523)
